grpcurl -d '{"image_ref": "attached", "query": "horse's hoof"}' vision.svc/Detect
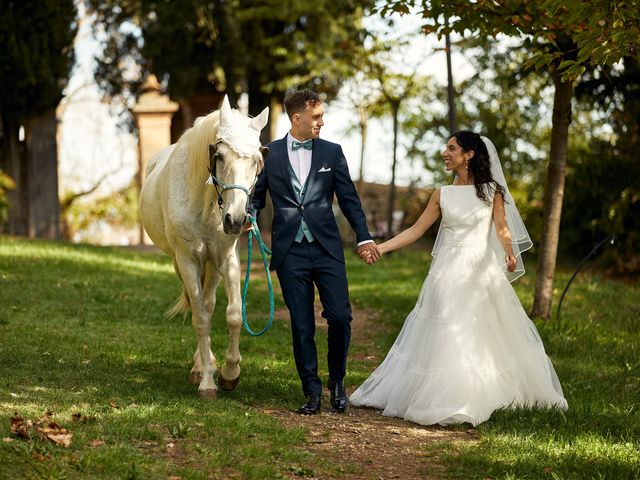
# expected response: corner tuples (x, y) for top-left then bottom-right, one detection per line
(189, 371), (202, 385)
(198, 388), (217, 400)
(218, 375), (240, 391)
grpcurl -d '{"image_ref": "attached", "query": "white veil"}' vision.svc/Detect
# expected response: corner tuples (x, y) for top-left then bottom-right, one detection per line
(431, 136), (532, 282)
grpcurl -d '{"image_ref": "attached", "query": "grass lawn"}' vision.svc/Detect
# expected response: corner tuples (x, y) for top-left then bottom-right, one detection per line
(1, 236), (639, 479)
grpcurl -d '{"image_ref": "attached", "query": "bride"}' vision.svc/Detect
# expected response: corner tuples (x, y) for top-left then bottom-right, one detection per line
(351, 131), (568, 426)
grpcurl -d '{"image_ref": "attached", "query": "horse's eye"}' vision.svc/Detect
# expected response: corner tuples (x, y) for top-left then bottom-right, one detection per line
(214, 153), (223, 162)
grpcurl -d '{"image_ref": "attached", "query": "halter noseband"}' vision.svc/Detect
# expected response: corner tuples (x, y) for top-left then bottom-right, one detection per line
(208, 141), (259, 211)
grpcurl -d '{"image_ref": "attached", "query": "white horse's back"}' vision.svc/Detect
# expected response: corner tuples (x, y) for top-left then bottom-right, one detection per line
(146, 144), (175, 178)
(139, 144), (177, 254)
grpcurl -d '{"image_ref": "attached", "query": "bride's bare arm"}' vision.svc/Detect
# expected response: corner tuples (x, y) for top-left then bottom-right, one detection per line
(378, 189), (441, 255)
(492, 193), (517, 272)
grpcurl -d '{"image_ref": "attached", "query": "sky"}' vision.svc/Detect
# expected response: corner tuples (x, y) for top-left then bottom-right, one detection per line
(58, 7), (474, 199)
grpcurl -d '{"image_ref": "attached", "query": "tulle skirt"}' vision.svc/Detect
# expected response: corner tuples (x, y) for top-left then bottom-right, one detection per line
(350, 244), (568, 426)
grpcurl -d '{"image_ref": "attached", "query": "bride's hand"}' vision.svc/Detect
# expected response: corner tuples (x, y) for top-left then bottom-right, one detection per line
(505, 254), (517, 272)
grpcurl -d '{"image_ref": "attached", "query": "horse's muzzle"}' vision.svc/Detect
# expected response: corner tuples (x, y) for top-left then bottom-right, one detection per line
(223, 213), (244, 235)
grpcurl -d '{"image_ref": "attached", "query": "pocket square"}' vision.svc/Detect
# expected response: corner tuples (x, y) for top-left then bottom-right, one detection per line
(318, 166), (331, 173)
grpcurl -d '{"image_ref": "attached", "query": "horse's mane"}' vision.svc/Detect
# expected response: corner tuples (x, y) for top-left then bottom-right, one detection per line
(177, 110), (221, 195)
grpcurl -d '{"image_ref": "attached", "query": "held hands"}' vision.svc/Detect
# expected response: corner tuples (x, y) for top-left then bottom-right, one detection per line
(505, 253), (517, 272)
(358, 242), (381, 265)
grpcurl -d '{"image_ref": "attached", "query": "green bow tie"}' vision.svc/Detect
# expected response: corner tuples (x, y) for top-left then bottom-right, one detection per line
(292, 139), (313, 150)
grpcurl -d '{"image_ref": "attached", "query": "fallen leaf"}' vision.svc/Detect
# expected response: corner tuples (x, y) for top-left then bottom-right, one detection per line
(2, 437), (14, 443)
(47, 433), (72, 448)
(543, 467), (554, 473)
(109, 400), (118, 409)
(10, 414), (31, 439)
(167, 442), (175, 449)
(71, 413), (82, 422)
(40, 411), (53, 423)
(37, 424), (73, 447)
(90, 439), (105, 447)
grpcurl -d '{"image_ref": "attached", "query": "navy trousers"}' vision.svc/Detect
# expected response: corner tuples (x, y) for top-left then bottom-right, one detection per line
(276, 239), (352, 397)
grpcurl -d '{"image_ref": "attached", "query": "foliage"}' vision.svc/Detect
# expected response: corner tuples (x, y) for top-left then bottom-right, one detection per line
(0, 0), (77, 124)
(85, 0), (375, 117)
(64, 181), (140, 241)
(560, 56), (640, 274)
(0, 170), (15, 225)
(0, 0), (77, 238)
(376, 0), (640, 81)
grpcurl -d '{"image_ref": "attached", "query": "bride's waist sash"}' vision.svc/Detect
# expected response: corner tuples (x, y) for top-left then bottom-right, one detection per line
(441, 239), (488, 247)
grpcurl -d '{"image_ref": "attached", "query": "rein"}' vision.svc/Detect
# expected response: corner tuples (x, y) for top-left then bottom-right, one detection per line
(241, 216), (275, 336)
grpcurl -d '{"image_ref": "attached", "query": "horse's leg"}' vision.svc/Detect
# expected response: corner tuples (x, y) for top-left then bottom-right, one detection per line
(174, 253), (217, 399)
(190, 262), (220, 385)
(218, 250), (242, 391)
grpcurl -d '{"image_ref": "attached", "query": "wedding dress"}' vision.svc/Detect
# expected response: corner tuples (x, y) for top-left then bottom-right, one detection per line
(350, 184), (568, 426)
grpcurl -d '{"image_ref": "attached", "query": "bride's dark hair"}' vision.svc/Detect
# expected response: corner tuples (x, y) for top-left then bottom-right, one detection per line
(449, 130), (506, 205)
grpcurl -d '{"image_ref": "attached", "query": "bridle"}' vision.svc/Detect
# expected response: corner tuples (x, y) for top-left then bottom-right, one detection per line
(207, 141), (264, 212)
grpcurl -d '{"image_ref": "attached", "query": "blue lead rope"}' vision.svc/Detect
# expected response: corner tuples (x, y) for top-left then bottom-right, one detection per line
(241, 216), (275, 336)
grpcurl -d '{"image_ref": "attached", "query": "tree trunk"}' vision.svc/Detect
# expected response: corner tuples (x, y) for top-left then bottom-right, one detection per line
(3, 119), (28, 236)
(386, 101), (399, 237)
(247, 84), (273, 145)
(25, 109), (60, 239)
(357, 104), (367, 192)
(268, 95), (282, 143)
(530, 74), (574, 319)
(445, 29), (457, 134)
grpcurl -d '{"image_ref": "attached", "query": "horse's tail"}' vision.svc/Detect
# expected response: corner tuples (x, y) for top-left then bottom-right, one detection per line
(165, 289), (190, 319)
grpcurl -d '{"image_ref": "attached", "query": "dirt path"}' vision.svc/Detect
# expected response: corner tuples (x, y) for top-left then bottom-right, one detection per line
(259, 305), (475, 480)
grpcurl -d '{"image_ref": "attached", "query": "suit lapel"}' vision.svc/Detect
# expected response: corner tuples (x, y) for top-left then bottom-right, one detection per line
(303, 140), (323, 203)
(273, 136), (297, 201)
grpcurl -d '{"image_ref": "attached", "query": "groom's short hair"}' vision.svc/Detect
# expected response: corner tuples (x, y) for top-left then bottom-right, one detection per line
(284, 89), (321, 119)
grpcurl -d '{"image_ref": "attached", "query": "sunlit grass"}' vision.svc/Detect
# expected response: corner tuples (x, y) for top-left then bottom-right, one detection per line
(1, 236), (638, 478)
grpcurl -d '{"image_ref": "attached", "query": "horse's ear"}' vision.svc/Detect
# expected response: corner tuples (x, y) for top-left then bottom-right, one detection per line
(219, 95), (232, 125)
(260, 146), (269, 159)
(250, 106), (269, 131)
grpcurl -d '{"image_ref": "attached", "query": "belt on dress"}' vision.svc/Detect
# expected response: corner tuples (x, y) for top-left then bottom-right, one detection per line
(442, 240), (488, 247)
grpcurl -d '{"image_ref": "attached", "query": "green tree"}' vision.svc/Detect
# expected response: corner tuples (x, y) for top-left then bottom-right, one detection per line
(562, 56), (640, 274)
(86, 0), (374, 142)
(376, 0), (640, 318)
(0, 0), (77, 238)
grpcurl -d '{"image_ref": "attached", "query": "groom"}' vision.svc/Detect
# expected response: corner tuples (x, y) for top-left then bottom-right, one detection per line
(249, 89), (379, 414)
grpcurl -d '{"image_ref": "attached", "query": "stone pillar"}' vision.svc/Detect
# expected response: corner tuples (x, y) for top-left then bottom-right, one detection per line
(131, 75), (178, 244)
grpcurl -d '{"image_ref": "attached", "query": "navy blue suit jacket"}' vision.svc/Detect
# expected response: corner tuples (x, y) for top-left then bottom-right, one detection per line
(250, 135), (372, 271)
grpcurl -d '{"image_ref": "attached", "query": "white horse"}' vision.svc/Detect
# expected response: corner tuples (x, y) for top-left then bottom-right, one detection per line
(139, 95), (269, 398)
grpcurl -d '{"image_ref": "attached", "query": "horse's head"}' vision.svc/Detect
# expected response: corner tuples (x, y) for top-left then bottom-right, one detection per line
(210, 96), (269, 235)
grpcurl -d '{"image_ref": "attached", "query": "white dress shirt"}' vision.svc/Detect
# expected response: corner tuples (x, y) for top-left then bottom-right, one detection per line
(287, 132), (312, 186)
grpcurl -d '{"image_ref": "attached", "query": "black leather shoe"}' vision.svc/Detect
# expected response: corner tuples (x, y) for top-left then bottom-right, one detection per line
(328, 380), (348, 412)
(297, 393), (321, 415)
